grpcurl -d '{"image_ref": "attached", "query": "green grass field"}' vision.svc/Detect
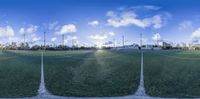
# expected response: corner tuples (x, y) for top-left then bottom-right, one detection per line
(1, 50), (200, 98)
(43, 50), (141, 97)
(144, 50), (200, 98)
(0, 51), (41, 98)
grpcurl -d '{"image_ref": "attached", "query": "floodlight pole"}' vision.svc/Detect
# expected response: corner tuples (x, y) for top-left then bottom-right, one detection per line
(157, 39), (159, 46)
(23, 33), (26, 51)
(43, 32), (46, 51)
(72, 39), (74, 50)
(140, 33), (142, 47)
(139, 33), (143, 50)
(122, 35), (124, 48)
(62, 34), (65, 49)
(113, 39), (116, 48)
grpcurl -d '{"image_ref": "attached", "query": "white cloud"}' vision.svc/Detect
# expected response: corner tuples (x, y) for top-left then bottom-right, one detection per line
(31, 34), (41, 42)
(89, 31), (115, 40)
(56, 24), (77, 35)
(106, 10), (163, 29)
(63, 35), (78, 41)
(106, 11), (116, 17)
(108, 31), (115, 36)
(152, 33), (161, 41)
(64, 35), (78, 44)
(142, 38), (148, 44)
(131, 5), (161, 10)
(51, 37), (57, 42)
(32, 37), (41, 42)
(143, 5), (160, 10)
(19, 28), (25, 34)
(0, 37), (19, 44)
(49, 21), (58, 30)
(104, 41), (114, 45)
(27, 25), (38, 34)
(178, 21), (193, 31)
(191, 28), (200, 39)
(88, 20), (99, 26)
(19, 24), (38, 34)
(150, 15), (162, 29)
(89, 34), (108, 40)
(8, 37), (18, 42)
(67, 35), (78, 40)
(0, 25), (15, 37)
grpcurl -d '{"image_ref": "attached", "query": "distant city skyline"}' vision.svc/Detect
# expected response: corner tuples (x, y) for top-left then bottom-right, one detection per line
(0, 0), (200, 47)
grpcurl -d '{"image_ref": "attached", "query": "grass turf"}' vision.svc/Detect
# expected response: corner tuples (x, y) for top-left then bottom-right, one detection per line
(144, 50), (200, 98)
(1, 50), (200, 98)
(44, 50), (141, 97)
(0, 50), (41, 98)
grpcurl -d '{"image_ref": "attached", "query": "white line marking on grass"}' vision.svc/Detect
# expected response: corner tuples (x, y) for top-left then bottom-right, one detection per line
(37, 52), (51, 97)
(134, 51), (148, 96)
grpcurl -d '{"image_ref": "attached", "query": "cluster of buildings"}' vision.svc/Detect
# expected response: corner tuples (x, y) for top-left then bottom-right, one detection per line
(112, 41), (200, 50)
(1, 40), (200, 51)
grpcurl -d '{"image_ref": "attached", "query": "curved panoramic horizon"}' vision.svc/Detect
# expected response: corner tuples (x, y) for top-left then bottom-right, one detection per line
(0, 0), (200, 99)
(0, 0), (200, 49)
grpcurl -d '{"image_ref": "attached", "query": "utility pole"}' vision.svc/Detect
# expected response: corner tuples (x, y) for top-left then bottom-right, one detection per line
(156, 39), (158, 46)
(140, 33), (142, 47)
(44, 32), (46, 51)
(140, 33), (143, 50)
(157, 38), (159, 46)
(122, 35), (124, 47)
(113, 39), (116, 48)
(23, 33), (26, 50)
(62, 34), (65, 49)
(72, 39), (74, 50)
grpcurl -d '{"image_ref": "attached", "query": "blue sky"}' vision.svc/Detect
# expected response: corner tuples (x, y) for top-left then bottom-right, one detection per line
(0, 0), (200, 47)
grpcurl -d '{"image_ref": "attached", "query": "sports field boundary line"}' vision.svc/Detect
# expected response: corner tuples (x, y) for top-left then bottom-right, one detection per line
(134, 51), (148, 96)
(37, 52), (52, 97)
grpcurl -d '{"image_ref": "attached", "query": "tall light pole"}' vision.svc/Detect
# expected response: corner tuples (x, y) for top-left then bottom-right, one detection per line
(43, 32), (46, 51)
(23, 33), (26, 50)
(156, 39), (158, 46)
(140, 33), (142, 47)
(139, 33), (143, 50)
(122, 35), (124, 47)
(72, 39), (74, 50)
(113, 39), (116, 48)
(62, 34), (65, 49)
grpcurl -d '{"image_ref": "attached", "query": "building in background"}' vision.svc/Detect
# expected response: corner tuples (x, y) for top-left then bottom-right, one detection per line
(189, 44), (200, 50)
(159, 41), (172, 49)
